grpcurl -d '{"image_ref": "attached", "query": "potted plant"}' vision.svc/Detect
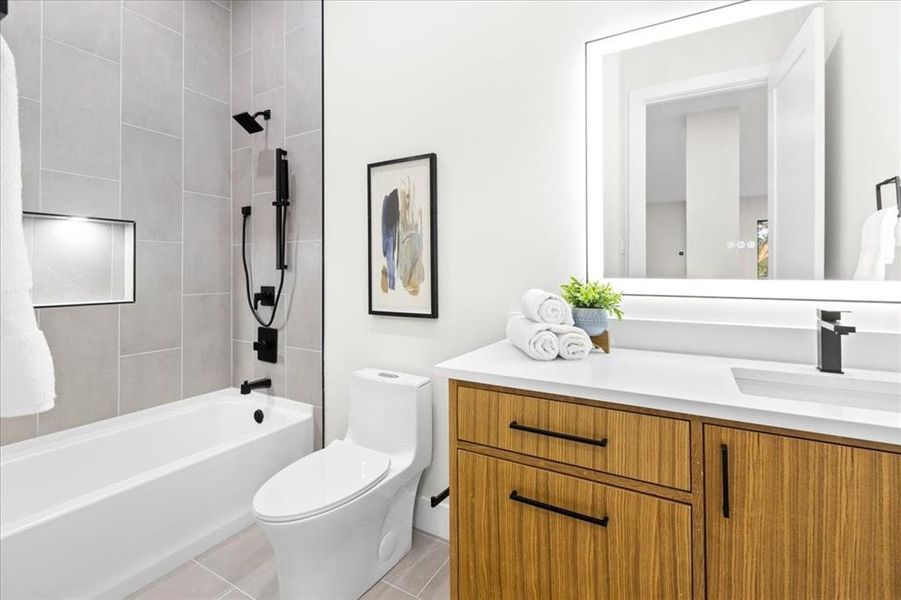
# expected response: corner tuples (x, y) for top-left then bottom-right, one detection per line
(559, 277), (624, 336)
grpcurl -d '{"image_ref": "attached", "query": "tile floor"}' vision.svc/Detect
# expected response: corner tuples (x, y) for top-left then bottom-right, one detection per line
(129, 525), (449, 600)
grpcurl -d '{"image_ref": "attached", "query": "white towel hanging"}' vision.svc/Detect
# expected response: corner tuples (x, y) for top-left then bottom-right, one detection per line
(0, 34), (55, 417)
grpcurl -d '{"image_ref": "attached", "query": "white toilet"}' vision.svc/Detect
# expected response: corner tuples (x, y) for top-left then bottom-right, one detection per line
(252, 369), (432, 600)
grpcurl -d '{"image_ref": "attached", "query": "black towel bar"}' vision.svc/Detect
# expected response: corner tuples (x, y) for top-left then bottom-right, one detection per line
(875, 176), (900, 219)
(430, 487), (449, 508)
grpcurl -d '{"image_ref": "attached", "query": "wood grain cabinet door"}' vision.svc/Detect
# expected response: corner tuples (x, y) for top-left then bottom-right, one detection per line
(456, 450), (692, 600)
(704, 425), (901, 600)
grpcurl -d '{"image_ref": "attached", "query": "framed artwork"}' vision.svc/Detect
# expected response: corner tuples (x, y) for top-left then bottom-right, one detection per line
(367, 153), (438, 318)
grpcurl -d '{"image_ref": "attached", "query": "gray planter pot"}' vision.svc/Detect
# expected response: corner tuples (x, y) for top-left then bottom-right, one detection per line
(572, 307), (609, 336)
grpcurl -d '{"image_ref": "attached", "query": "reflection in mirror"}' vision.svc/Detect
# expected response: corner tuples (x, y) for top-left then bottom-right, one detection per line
(23, 212), (136, 308)
(592, 1), (900, 282)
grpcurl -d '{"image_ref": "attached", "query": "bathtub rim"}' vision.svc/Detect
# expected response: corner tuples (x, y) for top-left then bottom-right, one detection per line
(0, 388), (313, 540)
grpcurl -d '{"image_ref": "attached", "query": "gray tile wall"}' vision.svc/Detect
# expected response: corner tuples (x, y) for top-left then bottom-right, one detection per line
(0, 0), (233, 445)
(230, 0), (323, 447)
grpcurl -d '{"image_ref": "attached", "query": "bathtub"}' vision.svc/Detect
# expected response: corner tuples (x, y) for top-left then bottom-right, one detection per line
(0, 388), (313, 599)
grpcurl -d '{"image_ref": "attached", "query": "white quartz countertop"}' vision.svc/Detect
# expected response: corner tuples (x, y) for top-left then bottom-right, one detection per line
(434, 341), (901, 446)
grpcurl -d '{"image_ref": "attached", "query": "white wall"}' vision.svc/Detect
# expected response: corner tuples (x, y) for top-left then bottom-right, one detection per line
(323, 1), (901, 538)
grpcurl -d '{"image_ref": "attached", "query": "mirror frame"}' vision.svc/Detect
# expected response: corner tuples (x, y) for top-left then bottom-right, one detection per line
(585, 0), (901, 302)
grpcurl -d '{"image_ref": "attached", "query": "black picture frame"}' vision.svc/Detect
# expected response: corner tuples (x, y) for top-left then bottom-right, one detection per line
(367, 153), (438, 318)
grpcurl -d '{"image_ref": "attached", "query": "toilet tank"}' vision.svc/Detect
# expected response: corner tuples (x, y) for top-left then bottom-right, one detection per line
(345, 369), (432, 472)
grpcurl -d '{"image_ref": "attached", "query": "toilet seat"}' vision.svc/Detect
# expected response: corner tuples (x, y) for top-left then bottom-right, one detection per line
(253, 440), (391, 523)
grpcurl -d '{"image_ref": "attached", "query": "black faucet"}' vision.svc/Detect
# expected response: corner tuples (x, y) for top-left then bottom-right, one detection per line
(816, 310), (855, 374)
(240, 378), (272, 395)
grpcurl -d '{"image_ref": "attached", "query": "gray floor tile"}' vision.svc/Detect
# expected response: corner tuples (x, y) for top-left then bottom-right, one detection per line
(418, 560), (449, 600)
(127, 561), (231, 600)
(361, 581), (416, 600)
(196, 525), (279, 600)
(382, 531), (449, 597)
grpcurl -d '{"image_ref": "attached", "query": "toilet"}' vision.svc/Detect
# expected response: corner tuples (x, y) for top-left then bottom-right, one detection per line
(252, 369), (432, 600)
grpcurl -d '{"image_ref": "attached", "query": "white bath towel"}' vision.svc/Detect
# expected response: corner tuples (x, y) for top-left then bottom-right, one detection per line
(520, 289), (574, 325)
(506, 316), (559, 361)
(1, 35), (55, 417)
(852, 207), (898, 280)
(555, 326), (592, 361)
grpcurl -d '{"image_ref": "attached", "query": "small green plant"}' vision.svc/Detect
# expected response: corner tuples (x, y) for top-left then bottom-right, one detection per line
(559, 277), (624, 320)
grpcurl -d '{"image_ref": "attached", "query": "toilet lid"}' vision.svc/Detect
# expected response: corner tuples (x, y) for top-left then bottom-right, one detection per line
(253, 440), (391, 523)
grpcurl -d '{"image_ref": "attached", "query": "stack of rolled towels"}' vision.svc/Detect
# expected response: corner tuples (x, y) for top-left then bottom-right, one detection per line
(506, 289), (593, 361)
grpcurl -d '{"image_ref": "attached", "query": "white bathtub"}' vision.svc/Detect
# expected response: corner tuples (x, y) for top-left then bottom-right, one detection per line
(0, 389), (313, 599)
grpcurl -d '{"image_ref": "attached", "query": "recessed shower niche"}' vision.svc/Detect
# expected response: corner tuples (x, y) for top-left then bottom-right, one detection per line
(23, 212), (135, 308)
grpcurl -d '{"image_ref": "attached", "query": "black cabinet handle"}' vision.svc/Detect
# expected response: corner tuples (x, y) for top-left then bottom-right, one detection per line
(509, 421), (608, 447)
(721, 444), (730, 518)
(509, 491), (609, 527)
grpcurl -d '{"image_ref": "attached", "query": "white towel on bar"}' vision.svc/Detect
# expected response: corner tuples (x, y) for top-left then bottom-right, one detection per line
(506, 316), (559, 361)
(852, 207), (898, 281)
(0, 35), (55, 417)
(520, 288), (574, 325)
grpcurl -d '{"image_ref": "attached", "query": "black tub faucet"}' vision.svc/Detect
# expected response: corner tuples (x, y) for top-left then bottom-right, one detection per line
(241, 378), (272, 395)
(816, 309), (856, 374)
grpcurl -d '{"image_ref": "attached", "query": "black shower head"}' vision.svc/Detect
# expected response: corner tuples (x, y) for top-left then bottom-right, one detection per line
(233, 109), (271, 134)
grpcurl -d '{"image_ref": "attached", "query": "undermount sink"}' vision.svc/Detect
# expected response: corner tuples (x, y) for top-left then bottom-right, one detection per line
(731, 367), (901, 412)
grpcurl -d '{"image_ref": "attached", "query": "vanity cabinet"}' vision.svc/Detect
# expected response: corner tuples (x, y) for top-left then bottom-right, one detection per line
(456, 450), (692, 599)
(449, 381), (901, 600)
(704, 425), (901, 599)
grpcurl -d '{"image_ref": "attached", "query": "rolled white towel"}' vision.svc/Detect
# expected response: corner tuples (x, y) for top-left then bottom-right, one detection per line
(506, 316), (559, 361)
(521, 289), (574, 325)
(554, 325), (592, 361)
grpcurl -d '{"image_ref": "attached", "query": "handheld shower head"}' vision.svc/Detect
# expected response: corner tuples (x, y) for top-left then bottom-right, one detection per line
(233, 109), (271, 134)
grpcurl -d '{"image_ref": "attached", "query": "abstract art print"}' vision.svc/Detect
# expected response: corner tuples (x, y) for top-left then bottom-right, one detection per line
(368, 153), (438, 318)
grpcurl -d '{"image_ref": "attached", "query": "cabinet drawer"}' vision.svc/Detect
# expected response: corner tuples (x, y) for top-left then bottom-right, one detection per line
(457, 386), (691, 490)
(456, 450), (692, 599)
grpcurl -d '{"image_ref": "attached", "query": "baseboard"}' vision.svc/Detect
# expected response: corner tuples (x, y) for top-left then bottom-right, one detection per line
(413, 493), (449, 540)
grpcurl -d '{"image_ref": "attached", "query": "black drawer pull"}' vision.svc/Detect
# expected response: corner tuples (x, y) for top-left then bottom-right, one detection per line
(721, 444), (730, 518)
(509, 490), (609, 527)
(509, 421), (608, 447)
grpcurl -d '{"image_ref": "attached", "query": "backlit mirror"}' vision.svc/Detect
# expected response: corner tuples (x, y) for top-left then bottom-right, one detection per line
(586, 1), (900, 299)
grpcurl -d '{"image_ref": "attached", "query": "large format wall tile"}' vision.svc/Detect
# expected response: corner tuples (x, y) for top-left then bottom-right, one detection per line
(184, 192), (231, 294)
(185, 0), (230, 102)
(286, 348), (321, 407)
(231, 0), (251, 56)
(122, 125), (182, 242)
(252, 0), (284, 94)
(286, 0), (321, 33)
(41, 170), (119, 219)
(252, 86), (285, 194)
(18, 97), (39, 211)
(0, 0), (41, 100)
(286, 241), (321, 350)
(285, 24), (321, 137)
(232, 147), (252, 242)
(231, 51), (252, 150)
(124, 0), (184, 34)
(38, 306), (119, 434)
(183, 294), (231, 397)
(233, 245), (255, 342)
(43, 0), (121, 63)
(121, 242), (182, 355)
(0, 415), (37, 446)
(251, 192), (283, 290)
(232, 341), (253, 388)
(120, 349), (182, 414)
(185, 90), (230, 196)
(285, 130), (322, 241)
(41, 38), (120, 180)
(123, 9), (183, 137)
